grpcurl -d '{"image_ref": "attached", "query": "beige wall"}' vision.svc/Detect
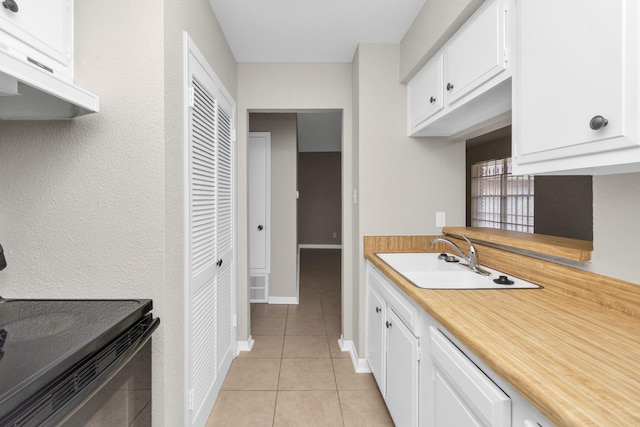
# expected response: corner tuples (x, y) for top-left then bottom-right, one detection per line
(399, 0), (484, 82)
(590, 173), (640, 284)
(249, 113), (298, 299)
(354, 43), (466, 353)
(351, 50), (361, 349)
(237, 62), (354, 340)
(298, 152), (342, 245)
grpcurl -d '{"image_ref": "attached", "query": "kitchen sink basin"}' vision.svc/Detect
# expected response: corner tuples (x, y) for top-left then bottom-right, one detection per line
(376, 252), (540, 290)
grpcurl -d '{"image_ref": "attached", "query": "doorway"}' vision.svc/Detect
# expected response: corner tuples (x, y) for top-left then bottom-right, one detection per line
(248, 111), (343, 304)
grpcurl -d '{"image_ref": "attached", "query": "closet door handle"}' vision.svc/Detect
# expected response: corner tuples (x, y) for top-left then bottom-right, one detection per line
(446, 82), (454, 91)
(375, 306), (381, 314)
(429, 96), (436, 104)
(258, 225), (264, 231)
(386, 321), (392, 329)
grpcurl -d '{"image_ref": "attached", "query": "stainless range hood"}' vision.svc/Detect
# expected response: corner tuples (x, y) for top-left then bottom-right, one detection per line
(0, 49), (99, 119)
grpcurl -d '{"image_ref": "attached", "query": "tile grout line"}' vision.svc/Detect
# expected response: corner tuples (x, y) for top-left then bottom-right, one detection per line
(271, 305), (288, 427)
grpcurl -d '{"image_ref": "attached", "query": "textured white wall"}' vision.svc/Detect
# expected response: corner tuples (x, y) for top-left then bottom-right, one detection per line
(0, 1), (164, 297)
(0, 0), (166, 423)
(0, 0), (237, 426)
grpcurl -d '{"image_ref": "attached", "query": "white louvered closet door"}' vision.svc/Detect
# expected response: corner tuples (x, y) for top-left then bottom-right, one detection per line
(186, 35), (236, 427)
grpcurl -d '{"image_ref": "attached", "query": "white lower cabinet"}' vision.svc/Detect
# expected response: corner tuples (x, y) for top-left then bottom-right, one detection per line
(366, 264), (420, 427)
(430, 327), (510, 427)
(366, 284), (386, 391)
(365, 261), (555, 427)
(386, 309), (420, 427)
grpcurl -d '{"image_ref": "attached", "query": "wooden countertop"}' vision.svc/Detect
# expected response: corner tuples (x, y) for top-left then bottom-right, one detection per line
(364, 236), (640, 427)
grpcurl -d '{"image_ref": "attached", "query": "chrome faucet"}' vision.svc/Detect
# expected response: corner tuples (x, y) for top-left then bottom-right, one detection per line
(429, 235), (489, 276)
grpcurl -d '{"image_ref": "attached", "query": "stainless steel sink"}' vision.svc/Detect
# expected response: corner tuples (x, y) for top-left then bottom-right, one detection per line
(376, 253), (540, 290)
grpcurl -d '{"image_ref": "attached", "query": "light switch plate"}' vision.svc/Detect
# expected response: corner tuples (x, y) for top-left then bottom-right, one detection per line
(435, 211), (446, 228)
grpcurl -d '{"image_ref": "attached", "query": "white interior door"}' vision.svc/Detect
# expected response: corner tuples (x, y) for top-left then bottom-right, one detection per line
(248, 132), (270, 273)
(185, 34), (236, 427)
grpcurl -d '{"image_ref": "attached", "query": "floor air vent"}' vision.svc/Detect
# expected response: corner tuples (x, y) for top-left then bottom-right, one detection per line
(250, 275), (268, 303)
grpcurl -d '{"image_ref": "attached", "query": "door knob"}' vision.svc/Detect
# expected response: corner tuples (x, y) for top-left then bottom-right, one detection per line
(429, 96), (436, 104)
(446, 82), (454, 91)
(385, 321), (392, 328)
(589, 115), (608, 130)
(375, 306), (381, 313)
(257, 225), (264, 231)
(2, 0), (18, 12)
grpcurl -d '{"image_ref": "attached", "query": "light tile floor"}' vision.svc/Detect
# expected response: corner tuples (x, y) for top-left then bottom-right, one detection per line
(206, 249), (394, 426)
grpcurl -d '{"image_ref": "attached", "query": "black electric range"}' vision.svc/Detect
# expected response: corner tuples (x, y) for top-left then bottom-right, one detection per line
(0, 299), (159, 426)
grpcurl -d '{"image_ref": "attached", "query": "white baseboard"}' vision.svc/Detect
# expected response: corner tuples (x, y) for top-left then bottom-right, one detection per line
(236, 337), (255, 356)
(268, 296), (299, 305)
(298, 244), (342, 249)
(339, 336), (371, 373)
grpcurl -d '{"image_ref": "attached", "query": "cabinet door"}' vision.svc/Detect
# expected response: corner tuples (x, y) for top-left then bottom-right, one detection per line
(408, 55), (444, 131)
(513, 0), (640, 174)
(386, 309), (419, 427)
(0, 0), (71, 77)
(366, 285), (386, 392)
(444, 0), (508, 105)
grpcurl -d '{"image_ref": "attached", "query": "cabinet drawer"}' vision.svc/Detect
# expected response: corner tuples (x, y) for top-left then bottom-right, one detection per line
(367, 264), (418, 334)
(430, 327), (510, 427)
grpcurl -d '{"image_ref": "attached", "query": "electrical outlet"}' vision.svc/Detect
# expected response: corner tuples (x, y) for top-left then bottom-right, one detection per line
(436, 212), (446, 228)
(333, 232), (337, 239)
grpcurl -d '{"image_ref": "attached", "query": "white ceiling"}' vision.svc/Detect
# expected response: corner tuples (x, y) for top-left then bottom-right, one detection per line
(208, 0), (428, 63)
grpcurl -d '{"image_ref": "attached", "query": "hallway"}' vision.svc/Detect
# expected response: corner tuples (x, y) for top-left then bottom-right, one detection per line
(206, 249), (393, 426)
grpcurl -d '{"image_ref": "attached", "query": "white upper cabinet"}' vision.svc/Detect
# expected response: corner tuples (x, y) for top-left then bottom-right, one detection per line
(0, 0), (98, 118)
(408, 0), (512, 137)
(444, 0), (508, 105)
(0, 0), (72, 80)
(512, 0), (640, 175)
(408, 55), (444, 128)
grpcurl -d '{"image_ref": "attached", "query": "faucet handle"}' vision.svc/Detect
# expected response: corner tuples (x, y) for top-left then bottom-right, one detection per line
(462, 235), (475, 250)
(462, 235), (478, 267)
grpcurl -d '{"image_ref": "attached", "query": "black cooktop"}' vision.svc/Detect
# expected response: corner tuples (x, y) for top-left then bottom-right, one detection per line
(0, 299), (152, 417)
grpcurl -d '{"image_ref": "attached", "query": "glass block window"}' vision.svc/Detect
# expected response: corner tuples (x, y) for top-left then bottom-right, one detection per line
(471, 158), (534, 232)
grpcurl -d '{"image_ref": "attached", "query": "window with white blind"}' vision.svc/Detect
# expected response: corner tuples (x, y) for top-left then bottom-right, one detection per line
(471, 158), (534, 232)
